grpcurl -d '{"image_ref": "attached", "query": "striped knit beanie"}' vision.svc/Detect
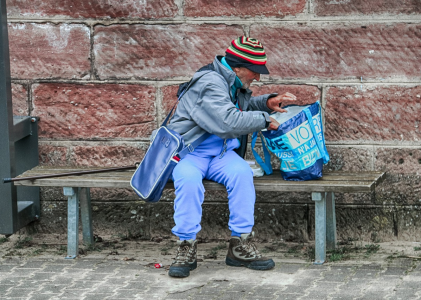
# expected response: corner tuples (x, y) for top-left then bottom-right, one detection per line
(225, 36), (269, 74)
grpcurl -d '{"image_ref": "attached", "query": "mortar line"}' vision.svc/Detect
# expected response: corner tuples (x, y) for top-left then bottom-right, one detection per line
(12, 78), (421, 85)
(37, 140), (421, 147)
(6, 18), (421, 24)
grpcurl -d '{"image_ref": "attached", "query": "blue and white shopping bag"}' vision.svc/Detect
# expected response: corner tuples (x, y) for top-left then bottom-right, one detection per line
(253, 101), (330, 181)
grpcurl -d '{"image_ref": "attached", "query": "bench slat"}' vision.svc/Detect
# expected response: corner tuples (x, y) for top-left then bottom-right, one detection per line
(13, 172), (382, 182)
(16, 167), (384, 180)
(14, 176), (377, 193)
(12, 166), (385, 193)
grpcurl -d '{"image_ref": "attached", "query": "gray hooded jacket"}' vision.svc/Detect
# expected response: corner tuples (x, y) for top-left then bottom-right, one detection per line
(167, 55), (276, 147)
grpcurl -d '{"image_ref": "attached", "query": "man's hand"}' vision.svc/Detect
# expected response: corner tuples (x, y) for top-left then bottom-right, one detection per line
(266, 92), (297, 113)
(267, 117), (280, 131)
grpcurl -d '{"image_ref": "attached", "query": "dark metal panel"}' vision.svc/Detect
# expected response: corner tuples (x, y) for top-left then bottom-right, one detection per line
(12, 116), (32, 143)
(15, 119), (40, 225)
(0, 0), (18, 234)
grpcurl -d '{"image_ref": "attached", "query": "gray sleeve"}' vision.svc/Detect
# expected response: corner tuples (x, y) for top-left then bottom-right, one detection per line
(248, 93), (278, 113)
(189, 82), (269, 139)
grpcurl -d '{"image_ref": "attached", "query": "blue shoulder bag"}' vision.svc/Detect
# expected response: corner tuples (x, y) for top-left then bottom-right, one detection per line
(130, 72), (211, 202)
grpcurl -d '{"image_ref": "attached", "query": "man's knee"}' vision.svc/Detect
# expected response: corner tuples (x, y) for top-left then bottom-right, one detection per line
(173, 165), (203, 187)
(227, 161), (253, 179)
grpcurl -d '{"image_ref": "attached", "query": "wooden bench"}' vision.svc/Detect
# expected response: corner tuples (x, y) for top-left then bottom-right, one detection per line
(14, 166), (386, 264)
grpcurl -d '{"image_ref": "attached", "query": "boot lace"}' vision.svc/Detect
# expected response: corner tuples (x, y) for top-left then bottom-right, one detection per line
(174, 243), (195, 264)
(241, 236), (262, 258)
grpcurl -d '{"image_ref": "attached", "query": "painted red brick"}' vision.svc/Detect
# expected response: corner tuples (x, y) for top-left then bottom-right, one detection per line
(314, 0), (421, 16)
(8, 23), (90, 79)
(375, 147), (421, 175)
(39, 144), (68, 166)
(161, 85), (179, 117)
(32, 83), (157, 139)
(12, 83), (28, 116)
(94, 24), (244, 79)
(324, 85), (421, 142)
(250, 84), (321, 106)
(70, 144), (145, 167)
(184, 0), (306, 17)
(6, 0), (178, 19)
(251, 24), (421, 80)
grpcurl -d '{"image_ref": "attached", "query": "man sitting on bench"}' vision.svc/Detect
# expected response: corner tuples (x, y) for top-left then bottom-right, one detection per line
(167, 36), (297, 277)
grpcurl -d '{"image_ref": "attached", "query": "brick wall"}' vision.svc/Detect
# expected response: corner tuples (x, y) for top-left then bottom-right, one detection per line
(7, 0), (421, 242)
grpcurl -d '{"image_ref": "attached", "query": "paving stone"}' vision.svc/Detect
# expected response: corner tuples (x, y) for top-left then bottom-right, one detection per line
(217, 291), (247, 300)
(28, 295), (61, 300)
(302, 281), (342, 299)
(174, 296), (214, 300)
(83, 293), (112, 300)
(110, 290), (150, 298)
(387, 288), (421, 300)
(5, 288), (36, 297)
(16, 261), (46, 269)
(247, 288), (277, 298)
(88, 283), (125, 293)
(273, 263), (303, 274)
(70, 261), (99, 269)
(48, 276), (76, 285)
(94, 265), (121, 274)
(382, 267), (408, 276)
(274, 294), (301, 300)
(9, 268), (36, 277)
(0, 265), (16, 272)
(281, 285), (311, 294)
(0, 278), (20, 285)
(28, 272), (58, 281)
(0, 284), (14, 293)
(40, 265), (69, 272)
(330, 296), (356, 300)
(68, 280), (102, 290)
(16, 280), (46, 289)
(320, 268), (354, 282)
(165, 290), (197, 299)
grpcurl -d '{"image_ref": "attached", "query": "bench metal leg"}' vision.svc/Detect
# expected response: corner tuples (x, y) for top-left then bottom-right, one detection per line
(63, 187), (79, 259)
(80, 187), (94, 246)
(326, 192), (337, 251)
(312, 192), (326, 265)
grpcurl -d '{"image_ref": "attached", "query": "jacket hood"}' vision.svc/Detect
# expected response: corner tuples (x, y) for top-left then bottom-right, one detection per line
(204, 55), (237, 88)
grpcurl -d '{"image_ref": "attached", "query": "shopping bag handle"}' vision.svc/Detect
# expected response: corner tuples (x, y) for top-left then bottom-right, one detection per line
(303, 106), (330, 164)
(251, 132), (273, 175)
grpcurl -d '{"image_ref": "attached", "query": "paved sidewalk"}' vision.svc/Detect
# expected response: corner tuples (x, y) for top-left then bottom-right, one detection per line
(1, 235), (421, 300)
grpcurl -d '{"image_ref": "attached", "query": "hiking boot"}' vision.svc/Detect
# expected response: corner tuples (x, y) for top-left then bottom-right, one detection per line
(168, 239), (197, 278)
(226, 232), (275, 270)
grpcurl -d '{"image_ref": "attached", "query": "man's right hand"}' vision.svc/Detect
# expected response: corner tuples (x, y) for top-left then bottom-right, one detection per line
(267, 117), (280, 131)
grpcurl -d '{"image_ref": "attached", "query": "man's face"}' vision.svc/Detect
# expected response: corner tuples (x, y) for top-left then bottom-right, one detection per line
(233, 67), (261, 89)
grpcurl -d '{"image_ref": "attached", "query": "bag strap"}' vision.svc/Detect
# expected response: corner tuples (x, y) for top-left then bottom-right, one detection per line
(251, 132), (273, 175)
(162, 70), (214, 158)
(303, 105), (330, 164)
(177, 132), (211, 159)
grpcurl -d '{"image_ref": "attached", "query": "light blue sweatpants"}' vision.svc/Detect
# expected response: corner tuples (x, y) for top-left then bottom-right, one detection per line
(171, 134), (255, 240)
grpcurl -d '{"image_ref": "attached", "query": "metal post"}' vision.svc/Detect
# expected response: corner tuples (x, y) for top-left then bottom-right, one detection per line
(326, 192), (337, 250)
(0, 0), (18, 234)
(312, 192), (326, 264)
(0, 0), (40, 235)
(80, 187), (94, 246)
(64, 187), (79, 259)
